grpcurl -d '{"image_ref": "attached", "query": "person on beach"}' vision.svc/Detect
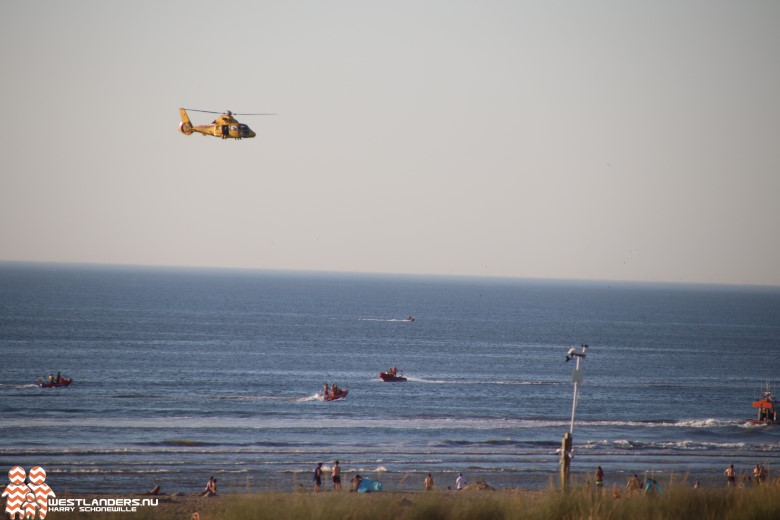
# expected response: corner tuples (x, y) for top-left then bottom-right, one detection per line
(753, 464), (767, 485)
(595, 466), (604, 489)
(313, 463), (323, 492)
(625, 474), (641, 496)
(424, 474), (434, 491)
(142, 485), (161, 495)
(456, 473), (465, 490)
(724, 464), (736, 487)
(200, 476), (217, 497)
(200, 477), (212, 496)
(350, 474), (363, 492)
(332, 460), (341, 491)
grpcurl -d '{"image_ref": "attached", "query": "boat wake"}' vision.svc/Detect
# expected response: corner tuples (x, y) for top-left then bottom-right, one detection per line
(402, 376), (556, 386)
(398, 376), (423, 383)
(359, 318), (414, 323)
(297, 393), (323, 402)
(403, 376), (449, 384)
(211, 395), (299, 402)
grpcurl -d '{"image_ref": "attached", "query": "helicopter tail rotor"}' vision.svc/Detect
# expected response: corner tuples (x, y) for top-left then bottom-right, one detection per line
(178, 108), (194, 135)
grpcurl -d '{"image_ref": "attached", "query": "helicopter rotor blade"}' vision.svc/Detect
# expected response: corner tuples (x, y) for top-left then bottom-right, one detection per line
(182, 108), (277, 116)
(182, 108), (223, 114)
(231, 112), (278, 116)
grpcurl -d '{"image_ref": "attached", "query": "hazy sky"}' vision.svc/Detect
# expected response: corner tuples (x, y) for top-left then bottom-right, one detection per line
(1, 1), (778, 285)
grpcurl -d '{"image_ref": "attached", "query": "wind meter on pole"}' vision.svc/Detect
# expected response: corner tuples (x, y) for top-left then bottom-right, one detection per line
(560, 344), (588, 490)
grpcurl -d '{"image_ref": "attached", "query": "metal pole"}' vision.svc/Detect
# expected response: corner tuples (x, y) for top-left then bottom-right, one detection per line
(568, 345), (586, 434)
(570, 355), (581, 434)
(561, 344), (587, 490)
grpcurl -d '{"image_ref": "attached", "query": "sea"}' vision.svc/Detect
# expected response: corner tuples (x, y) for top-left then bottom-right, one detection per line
(1, 262), (779, 495)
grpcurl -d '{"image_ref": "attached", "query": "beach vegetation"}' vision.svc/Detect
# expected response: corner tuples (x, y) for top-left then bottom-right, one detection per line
(50, 479), (780, 520)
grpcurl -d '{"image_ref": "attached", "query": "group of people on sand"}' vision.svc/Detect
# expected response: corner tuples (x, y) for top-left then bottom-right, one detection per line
(189, 462), (773, 496)
(724, 463), (769, 487)
(313, 464), (467, 494)
(592, 462), (772, 497)
(422, 472), (468, 491)
(313, 461), (342, 492)
(591, 468), (663, 499)
(621, 473), (662, 497)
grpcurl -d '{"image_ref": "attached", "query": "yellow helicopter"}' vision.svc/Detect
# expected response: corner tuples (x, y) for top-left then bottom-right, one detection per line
(178, 108), (275, 140)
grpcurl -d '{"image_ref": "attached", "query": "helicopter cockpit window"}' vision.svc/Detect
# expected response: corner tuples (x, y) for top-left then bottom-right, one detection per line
(230, 125), (238, 132)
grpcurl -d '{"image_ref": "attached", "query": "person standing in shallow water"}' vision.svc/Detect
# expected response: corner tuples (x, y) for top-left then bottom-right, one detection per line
(331, 461), (341, 491)
(724, 464), (736, 487)
(313, 463), (323, 492)
(424, 474), (434, 491)
(595, 466), (604, 489)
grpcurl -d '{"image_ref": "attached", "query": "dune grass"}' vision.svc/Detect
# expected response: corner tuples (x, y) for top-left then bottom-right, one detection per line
(51, 480), (780, 520)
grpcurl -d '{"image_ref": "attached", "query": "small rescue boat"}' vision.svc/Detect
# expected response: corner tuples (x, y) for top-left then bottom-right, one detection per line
(379, 371), (407, 382)
(324, 388), (348, 401)
(748, 384), (777, 425)
(38, 377), (73, 388)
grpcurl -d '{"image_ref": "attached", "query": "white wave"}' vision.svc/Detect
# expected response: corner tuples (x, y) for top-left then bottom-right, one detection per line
(0, 414), (748, 432)
(581, 438), (762, 452)
(605, 439), (639, 448)
(739, 421), (773, 429)
(579, 418), (742, 429)
(352, 466), (391, 474)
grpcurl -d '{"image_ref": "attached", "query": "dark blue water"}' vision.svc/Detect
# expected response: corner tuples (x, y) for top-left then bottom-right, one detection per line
(1, 263), (779, 494)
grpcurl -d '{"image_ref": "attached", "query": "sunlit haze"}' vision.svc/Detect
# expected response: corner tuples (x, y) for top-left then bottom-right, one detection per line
(1, 1), (778, 285)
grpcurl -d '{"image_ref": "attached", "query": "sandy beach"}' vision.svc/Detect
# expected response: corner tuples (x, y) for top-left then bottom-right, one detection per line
(44, 488), (545, 519)
(43, 480), (780, 520)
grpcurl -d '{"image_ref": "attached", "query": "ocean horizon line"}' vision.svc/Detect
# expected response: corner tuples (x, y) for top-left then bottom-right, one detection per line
(1, 259), (777, 291)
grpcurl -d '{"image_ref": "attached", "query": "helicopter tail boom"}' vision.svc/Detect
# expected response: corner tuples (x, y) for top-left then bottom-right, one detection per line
(178, 108), (194, 135)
